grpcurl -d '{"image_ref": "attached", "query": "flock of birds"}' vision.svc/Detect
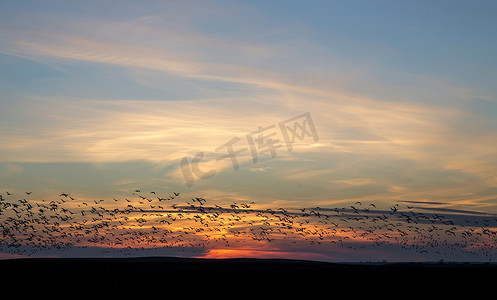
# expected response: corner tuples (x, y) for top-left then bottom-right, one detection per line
(1, 189), (497, 260)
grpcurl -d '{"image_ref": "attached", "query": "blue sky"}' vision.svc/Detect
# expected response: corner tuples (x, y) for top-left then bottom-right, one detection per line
(1, 1), (497, 260)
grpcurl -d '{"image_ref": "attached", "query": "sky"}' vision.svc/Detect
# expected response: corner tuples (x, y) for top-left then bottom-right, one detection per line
(1, 0), (497, 262)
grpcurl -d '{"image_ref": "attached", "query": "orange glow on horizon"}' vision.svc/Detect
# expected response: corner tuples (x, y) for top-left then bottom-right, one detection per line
(196, 248), (330, 261)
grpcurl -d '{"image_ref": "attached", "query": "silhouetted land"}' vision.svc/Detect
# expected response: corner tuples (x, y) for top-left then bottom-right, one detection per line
(1, 257), (495, 295)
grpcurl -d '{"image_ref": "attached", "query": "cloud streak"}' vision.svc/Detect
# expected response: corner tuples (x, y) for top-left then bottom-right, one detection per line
(1, 1), (497, 237)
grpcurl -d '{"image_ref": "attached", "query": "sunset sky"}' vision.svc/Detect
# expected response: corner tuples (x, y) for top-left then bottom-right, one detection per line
(1, 0), (497, 261)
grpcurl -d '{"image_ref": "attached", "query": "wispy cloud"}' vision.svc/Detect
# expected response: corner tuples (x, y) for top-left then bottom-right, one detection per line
(1, 2), (496, 216)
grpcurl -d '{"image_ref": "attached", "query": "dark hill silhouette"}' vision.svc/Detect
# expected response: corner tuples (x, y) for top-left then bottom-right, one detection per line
(1, 256), (495, 295)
